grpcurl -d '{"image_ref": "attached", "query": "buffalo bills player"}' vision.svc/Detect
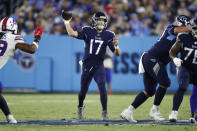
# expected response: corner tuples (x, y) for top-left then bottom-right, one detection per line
(120, 15), (191, 122)
(0, 17), (43, 123)
(63, 11), (120, 120)
(169, 17), (197, 122)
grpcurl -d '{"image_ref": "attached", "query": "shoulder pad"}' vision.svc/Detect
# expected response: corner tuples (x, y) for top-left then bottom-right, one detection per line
(105, 30), (116, 36)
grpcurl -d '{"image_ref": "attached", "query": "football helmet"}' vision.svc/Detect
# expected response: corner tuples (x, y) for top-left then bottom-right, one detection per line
(173, 15), (191, 27)
(92, 11), (108, 30)
(190, 17), (197, 39)
(0, 17), (18, 34)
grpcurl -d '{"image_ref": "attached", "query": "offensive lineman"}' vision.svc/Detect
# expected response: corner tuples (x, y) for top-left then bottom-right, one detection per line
(120, 15), (191, 122)
(169, 17), (197, 122)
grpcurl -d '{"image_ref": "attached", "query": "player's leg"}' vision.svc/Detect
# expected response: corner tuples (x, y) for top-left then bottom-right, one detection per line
(190, 85), (197, 123)
(0, 94), (17, 123)
(150, 63), (170, 121)
(169, 66), (190, 122)
(105, 68), (112, 95)
(94, 64), (108, 120)
(78, 65), (93, 120)
(120, 72), (157, 122)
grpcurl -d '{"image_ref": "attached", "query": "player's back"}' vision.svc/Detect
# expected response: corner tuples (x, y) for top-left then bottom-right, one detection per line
(0, 32), (24, 69)
(179, 32), (197, 72)
(147, 25), (177, 65)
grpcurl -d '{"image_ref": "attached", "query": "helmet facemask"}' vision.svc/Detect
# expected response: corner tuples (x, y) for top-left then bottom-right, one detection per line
(92, 12), (107, 30)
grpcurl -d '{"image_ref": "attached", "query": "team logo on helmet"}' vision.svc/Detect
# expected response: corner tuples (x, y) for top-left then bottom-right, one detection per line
(173, 15), (191, 27)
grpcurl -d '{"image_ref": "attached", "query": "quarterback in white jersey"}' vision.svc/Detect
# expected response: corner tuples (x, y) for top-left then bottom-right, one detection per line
(0, 17), (43, 123)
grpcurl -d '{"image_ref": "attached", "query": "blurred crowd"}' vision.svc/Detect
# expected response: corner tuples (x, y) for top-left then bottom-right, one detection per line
(7, 0), (197, 36)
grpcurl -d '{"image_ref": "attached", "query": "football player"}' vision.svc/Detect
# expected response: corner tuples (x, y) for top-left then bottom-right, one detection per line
(120, 15), (191, 122)
(169, 17), (197, 122)
(0, 17), (43, 123)
(63, 11), (120, 120)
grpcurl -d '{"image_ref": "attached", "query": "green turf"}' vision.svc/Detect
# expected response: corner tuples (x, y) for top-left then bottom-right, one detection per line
(0, 93), (196, 131)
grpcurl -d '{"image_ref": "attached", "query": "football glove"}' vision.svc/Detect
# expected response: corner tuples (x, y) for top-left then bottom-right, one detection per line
(61, 10), (72, 21)
(173, 57), (182, 67)
(34, 26), (43, 42)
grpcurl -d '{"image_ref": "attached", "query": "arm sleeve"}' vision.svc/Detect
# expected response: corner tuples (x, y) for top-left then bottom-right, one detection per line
(107, 33), (115, 52)
(77, 27), (87, 40)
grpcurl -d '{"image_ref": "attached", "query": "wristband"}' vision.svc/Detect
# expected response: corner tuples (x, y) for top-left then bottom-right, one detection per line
(33, 41), (39, 48)
(64, 20), (70, 25)
(115, 45), (119, 50)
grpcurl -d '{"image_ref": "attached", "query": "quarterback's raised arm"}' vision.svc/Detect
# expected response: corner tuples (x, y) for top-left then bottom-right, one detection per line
(15, 26), (43, 54)
(113, 36), (121, 56)
(169, 38), (182, 67)
(62, 10), (78, 38)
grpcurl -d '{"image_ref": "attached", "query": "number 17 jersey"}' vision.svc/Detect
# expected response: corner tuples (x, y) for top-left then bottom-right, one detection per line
(0, 32), (24, 69)
(77, 26), (116, 66)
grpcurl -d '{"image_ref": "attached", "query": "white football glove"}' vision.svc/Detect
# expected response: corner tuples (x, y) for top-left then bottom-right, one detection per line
(173, 57), (182, 67)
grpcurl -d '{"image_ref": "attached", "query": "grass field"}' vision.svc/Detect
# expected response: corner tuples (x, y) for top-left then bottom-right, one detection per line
(0, 93), (196, 131)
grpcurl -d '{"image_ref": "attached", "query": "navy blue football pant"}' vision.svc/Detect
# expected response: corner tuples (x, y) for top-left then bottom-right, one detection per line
(78, 63), (107, 111)
(190, 85), (197, 113)
(173, 66), (197, 111)
(142, 54), (170, 97)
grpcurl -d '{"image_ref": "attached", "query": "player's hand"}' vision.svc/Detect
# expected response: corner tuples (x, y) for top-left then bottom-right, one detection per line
(34, 26), (43, 43)
(113, 36), (118, 47)
(173, 57), (182, 67)
(61, 10), (72, 21)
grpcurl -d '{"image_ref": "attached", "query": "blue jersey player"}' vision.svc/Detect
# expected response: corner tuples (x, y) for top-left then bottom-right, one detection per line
(169, 17), (197, 123)
(63, 11), (121, 120)
(120, 15), (191, 122)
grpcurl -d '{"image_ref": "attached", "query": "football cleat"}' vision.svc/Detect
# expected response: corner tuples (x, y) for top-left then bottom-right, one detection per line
(189, 112), (197, 123)
(120, 108), (137, 123)
(6, 114), (17, 124)
(102, 111), (108, 121)
(149, 106), (165, 121)
(169, 110), (178, 122)
(78, 104), (85, 120)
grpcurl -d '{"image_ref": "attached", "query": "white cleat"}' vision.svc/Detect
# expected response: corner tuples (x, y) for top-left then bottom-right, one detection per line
(120, 108), (137, 123)
(6, 114), (17, 124)
(149, 106), (165, 121)
(169, 110), (178, 122)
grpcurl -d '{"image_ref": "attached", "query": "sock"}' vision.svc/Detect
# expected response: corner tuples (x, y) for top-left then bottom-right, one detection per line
(172, 88), (186, 111)
(190, 85), (197, 113)
(98, 83), (107, 111)
(154, 86), (167, 106)
(131, 91), (148, 109)
(0, 94), (10, 116)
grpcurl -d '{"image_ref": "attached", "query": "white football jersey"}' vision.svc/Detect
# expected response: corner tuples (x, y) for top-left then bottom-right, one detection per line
(0, 32), (24, 69)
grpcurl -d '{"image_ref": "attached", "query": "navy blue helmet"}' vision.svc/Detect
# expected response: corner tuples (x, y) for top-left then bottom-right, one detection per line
(173, 15), (191, 26)
(190, 17), (197, 39)
(92, 11), (108, 30)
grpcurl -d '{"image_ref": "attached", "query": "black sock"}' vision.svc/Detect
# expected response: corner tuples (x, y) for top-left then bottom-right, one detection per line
(0, 94), (10, 116)
(154, 86), (167, 106)
(98, 83), (107, 111)
(172, 88), (186, 111)
(131, 91), (148, 109)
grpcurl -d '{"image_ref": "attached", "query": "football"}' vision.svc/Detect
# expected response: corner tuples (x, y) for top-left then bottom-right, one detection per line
(61, 10), (72, 20)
